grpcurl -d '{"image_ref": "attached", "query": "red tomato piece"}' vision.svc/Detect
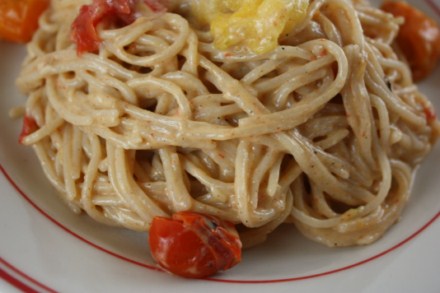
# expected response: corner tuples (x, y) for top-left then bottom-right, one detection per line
(381, 1), (440, 81)
(71, 0), (167, 54)
(149, 211), (242, 278)
(0, 0), (49, 43)
(423, 106), (437, 124)
(19, 115), (38, 144)
(71, 0), (136, 54)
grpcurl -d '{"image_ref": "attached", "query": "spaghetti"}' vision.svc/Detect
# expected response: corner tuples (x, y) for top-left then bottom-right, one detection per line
(16, 0), (439, 248)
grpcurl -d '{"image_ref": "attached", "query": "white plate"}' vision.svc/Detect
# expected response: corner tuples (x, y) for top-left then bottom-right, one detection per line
(1, 0), (439, 292)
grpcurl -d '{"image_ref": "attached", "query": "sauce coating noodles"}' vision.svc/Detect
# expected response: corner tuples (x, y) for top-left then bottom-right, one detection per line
(16, 0), (439, 247)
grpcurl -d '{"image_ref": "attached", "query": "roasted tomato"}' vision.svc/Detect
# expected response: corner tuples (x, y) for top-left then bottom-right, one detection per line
(149, 211), (242, 278)
(0, 0), (49, 43)
(71, 0), (166, 54)
(19, 115), (38, 144)
(381, 1), (440, 81)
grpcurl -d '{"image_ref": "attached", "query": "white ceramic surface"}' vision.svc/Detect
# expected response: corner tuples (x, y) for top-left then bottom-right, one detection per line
(1, 1), (439, 292)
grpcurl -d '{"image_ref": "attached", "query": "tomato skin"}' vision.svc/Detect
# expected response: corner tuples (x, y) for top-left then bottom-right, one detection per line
(381, 1), (440, 81)
(19, 115), (38, 144)
(0, 0), (49, 43)
(71, 0), (167, 54)
(149, 212), (242, 278)
(71, 0), (137, 54)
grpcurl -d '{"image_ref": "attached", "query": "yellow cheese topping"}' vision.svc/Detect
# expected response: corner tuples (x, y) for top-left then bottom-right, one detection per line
(190, 0), (309, 54)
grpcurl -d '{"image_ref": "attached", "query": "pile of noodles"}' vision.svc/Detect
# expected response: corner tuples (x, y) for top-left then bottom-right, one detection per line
(16, 0), (439, 247)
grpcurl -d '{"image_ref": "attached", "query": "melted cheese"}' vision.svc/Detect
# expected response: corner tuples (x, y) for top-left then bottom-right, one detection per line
(190, 0), (309, 54)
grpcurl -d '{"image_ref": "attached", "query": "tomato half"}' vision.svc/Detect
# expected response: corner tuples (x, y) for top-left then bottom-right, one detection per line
(0, 0), (49, 43)
(149, 211), (242, 278)
(71, 0), (167, 54)
(381, 1), (440, 81)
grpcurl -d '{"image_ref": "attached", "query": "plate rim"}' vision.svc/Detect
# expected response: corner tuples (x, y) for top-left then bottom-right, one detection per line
(1, 162), (439, 287)
(1, 0), (440, 291)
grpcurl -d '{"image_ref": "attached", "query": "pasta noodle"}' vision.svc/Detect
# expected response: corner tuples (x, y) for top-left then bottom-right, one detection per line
(16, 0), (439, 248)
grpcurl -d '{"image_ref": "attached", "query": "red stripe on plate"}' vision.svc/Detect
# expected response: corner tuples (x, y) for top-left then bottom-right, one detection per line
(208, 212), (440, 283)
(0, 163), (162, 270)
(1, 161), (439, 283)
(0, 268), (38, 293)
(0, 258), (57, 293)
